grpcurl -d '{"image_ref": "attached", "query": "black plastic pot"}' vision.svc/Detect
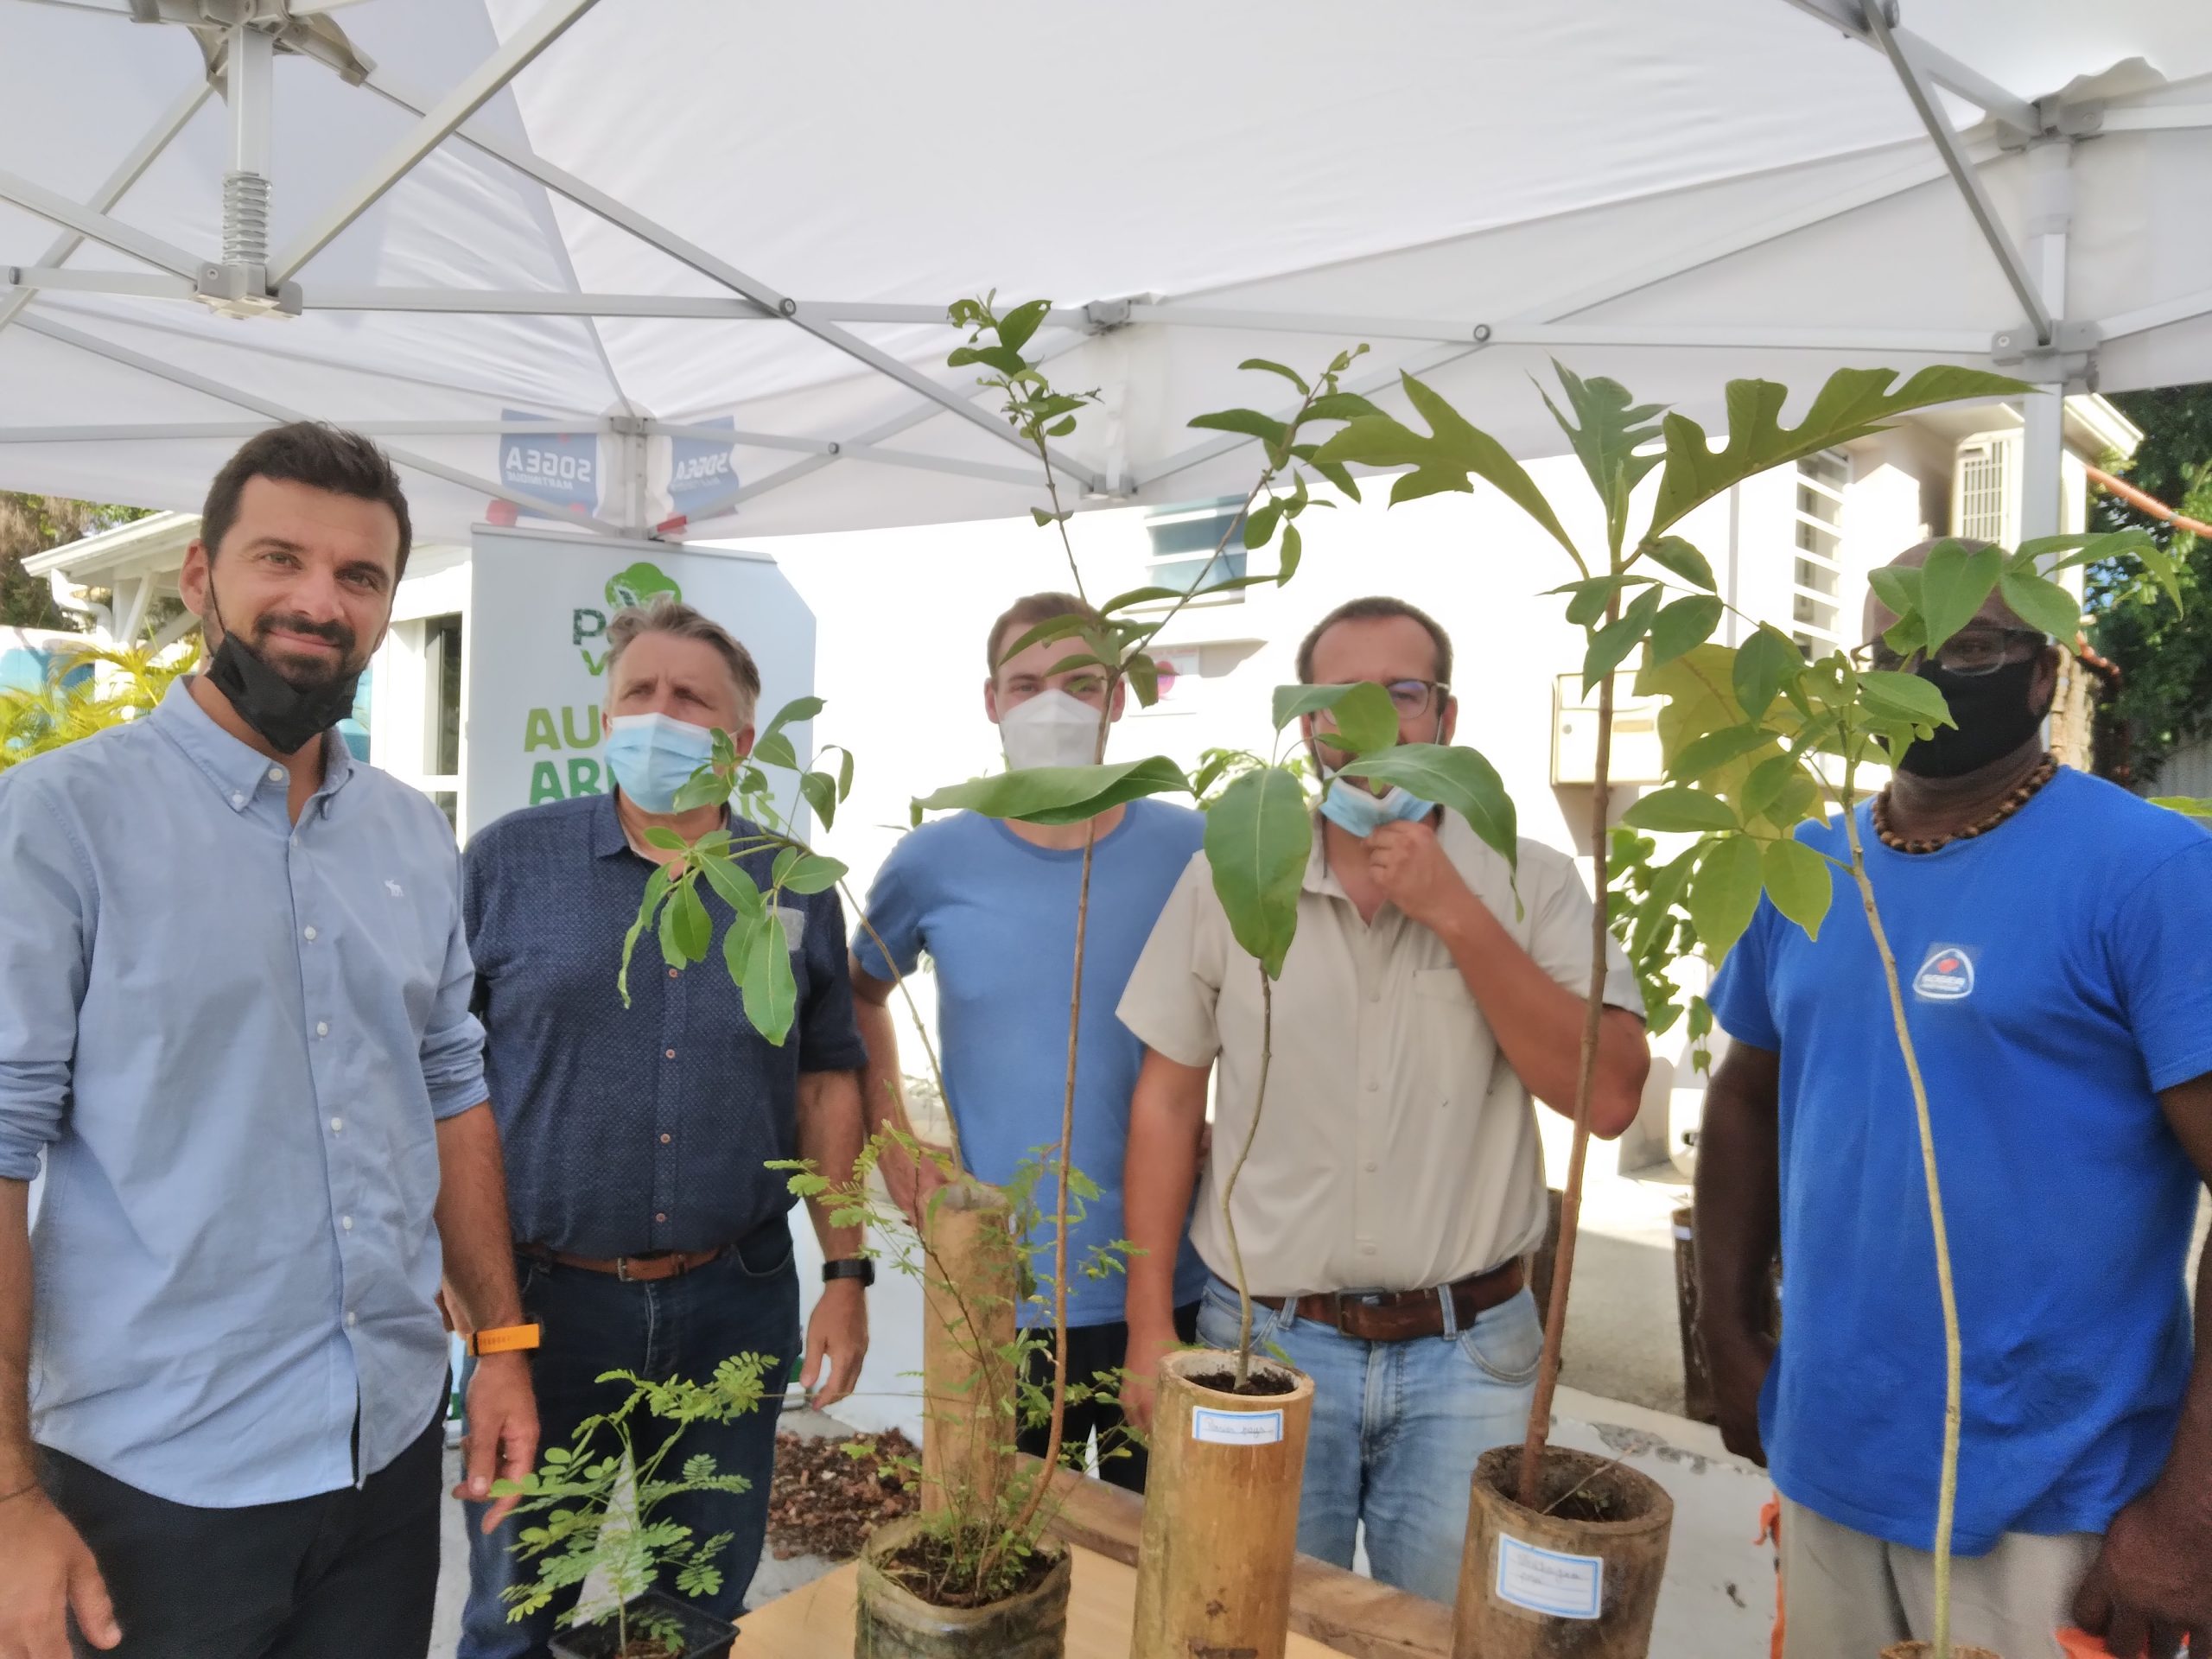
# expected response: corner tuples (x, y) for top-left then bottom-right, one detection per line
(548, 1590), (736, 1659)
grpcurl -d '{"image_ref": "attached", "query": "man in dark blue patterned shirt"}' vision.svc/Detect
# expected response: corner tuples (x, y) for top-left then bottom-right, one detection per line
(457, 598), (869, 1658)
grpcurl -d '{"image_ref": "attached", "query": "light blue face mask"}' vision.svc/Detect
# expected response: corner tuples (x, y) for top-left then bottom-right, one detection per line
(1318, 777), (1439, 837)
(603, 711), (716, 813)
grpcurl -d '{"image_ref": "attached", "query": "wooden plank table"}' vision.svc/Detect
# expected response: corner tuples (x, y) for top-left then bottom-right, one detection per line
(730, 1544), (1345, 1659)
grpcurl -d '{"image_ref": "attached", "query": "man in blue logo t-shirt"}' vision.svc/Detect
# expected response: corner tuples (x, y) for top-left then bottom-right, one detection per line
(1698, 542), (2212, 1659)
(851, 591), (1207, 1492)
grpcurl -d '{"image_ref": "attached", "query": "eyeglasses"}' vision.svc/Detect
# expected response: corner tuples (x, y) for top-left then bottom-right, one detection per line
(1385, 679), (1449, 717)
(1853, 627), (2045, 678)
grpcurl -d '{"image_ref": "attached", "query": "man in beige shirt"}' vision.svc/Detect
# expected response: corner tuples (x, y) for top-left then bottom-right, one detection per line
(1118, 594), (1649, 1602)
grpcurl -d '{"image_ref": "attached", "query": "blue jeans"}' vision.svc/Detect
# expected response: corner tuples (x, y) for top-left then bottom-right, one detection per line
(1194, 1272), (1543, 1605)
(460, 1224), (801, 1659)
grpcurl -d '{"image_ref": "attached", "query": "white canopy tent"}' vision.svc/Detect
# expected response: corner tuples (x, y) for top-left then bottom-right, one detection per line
(2, 0), (2209, 547)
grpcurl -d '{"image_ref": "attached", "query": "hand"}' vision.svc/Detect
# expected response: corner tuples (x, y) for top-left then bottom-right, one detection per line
(1365, 820), (1471, 932)
(0, 1486), (119, 1656)
(801, 1277), (868, 1410)
(880, 1142), (950, 1233)
(2073, 1481), (2212, 1659)
(1120, 1321), (1181, 1435)
(454, 1351), (538, 1534)
(1705, 1329), (1773, 1468)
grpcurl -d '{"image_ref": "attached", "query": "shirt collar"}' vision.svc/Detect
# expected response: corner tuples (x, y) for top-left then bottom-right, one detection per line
(152, 677), (357, 816)
(593, 790), (741, 861)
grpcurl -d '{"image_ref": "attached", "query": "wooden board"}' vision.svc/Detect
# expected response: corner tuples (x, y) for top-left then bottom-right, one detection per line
(730, 1545), (1345, 1659)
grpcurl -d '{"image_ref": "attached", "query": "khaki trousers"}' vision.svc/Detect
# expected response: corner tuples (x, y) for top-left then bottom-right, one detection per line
(1780, 1496), (2102, 1659)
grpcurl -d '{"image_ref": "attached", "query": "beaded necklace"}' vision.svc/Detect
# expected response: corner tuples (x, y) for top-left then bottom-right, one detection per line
(1872, 752), (2059, 855)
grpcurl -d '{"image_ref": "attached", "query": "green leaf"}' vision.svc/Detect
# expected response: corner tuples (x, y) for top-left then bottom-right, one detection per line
(946, 342), (1026, 377)
(1099, 586), (1183, 613)
(751, 732), (799, 772)
(914, 755), (1192, 826)
(1761, 837), (1833, 940)
(1279, 522), (1302, 583)
(1665, 724), (1774, 782)
(837, 748), (855, 802)
(798, 771), (837, 830)
(1641, 536), (1717, 592)
(1649, 366), (2031, 536)
(670, 762), (732, 813)
(1539, 362), (1666, 555)
(1270, 681), (1395, 751)
(1290, 442), (1362, 503)
(1046, 415), (1077, 437)
(619, 863), (676, 1006)
(1202, 766), (1313, 978)
(993, 610), (1096, 669)
(1548, 574), (1654, 629)
(1340, 743), (1517, 871)
(1238, 357), (1310, 396)
(1243, 498), (1283, 550)
(697, 852), (766, 920)
(1917, 538), (2004, 653)
(671, 880), (711, 962)
(1738, 754), (1804, 824)
(1310, 374), (1582, 568)
(1996, 569), (2082, 643)
(1646, 595), (1726, 668)
(998, 298), (1052, 354)
(728, 913), (797, 1046)
(1859, 669), (1953, 725)
(764, 696), (824, 740)
(2018, 528), (2154, 571)
(1187, 408), (1288, 447)
(1622, 787), (1739, 833)
(1031, 506), (1071, 527)
(1732, 627), (1802, 723)
(1866, 564), (1923, 628)
(643, 826), (687, 851)
(1688, 833), (1764, 961)
(1583, 585), (1664, 691)
(780, 851), (847, 894)
(2149, 796), (2212, 820)
(1306, 391), (1382, 422)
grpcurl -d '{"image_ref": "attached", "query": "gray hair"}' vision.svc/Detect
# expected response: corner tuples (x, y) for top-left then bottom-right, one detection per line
(605, 596), (762, 722)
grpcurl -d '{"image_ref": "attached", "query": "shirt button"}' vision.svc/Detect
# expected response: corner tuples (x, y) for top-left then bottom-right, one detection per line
(655, 1211), (667, 1224)
(659, 1133), (671, 1145)
(668, 968), (679, 979)
(329, 1116), (344, 1133)
(290, 835), (300, 849)
(1365, 1080), (1378, 1093)
(345, 1311), (358, 1328)
(664, 1048), (676, 1059)
(267, 766), (284, 783)
(230, 791), (245, 808)
(1360, 1243), (1377, 1255)
(340, 1215), (353, 1230)
(1365, 1160), (1378, 1172)
(302, 925), (318, 942)
(315, 1021), (329, 1039)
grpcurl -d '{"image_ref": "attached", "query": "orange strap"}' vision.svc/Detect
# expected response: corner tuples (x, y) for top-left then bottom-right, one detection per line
(465, 1322), (542, 1357)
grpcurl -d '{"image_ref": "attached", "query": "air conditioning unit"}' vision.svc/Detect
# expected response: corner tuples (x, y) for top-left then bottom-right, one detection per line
(1953, 430), (2019, 547)
(1552, 674), (1666, 785)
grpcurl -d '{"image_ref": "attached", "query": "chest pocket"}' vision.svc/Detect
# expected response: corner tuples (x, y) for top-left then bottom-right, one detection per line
(1411, 967), (1499, 1108)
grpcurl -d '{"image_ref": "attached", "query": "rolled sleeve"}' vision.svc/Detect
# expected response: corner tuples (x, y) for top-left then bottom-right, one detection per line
(1524, 844), (1643, 1018)
(0, 780), (88, 1179)
(1115, 854), (1224, 1067)
(798, 891), (869, 1073)
(421, 849), (489, 1120)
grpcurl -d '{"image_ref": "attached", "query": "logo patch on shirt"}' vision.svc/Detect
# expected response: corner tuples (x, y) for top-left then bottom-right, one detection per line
(1912, 944), (1976, 1001)
(385, 879), (405, 899)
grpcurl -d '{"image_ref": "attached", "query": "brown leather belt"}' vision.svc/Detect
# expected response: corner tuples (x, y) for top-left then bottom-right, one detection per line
(518, 1243), (723, 1283)
(1254, 1259), (1525, 1343)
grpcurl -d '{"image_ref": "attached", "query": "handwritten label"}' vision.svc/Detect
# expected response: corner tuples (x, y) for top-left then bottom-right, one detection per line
(1495, 1535), (1603, 1619)
(1191, 1407), (1283, 1446)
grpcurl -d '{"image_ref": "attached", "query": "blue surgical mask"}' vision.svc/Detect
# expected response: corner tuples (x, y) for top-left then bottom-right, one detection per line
(603, 712), (715, 813)
(1318, 777), (1438, 837)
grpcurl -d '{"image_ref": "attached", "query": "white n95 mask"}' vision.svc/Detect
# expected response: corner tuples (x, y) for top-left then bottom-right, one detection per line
(1000, 689), (1104, 771)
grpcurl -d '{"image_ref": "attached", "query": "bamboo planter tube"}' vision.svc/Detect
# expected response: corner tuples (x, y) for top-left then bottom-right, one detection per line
(1131, 1349), (1315, 1659)
(918, 1179), (1019, 1520)
(1452, 1445), (1672, 1659)
(855, 1516), (1072, 1659)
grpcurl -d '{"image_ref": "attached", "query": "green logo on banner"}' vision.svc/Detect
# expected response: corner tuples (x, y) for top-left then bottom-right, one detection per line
(605, 561), (683, 611)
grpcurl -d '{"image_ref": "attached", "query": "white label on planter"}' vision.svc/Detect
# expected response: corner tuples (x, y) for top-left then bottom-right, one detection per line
(1191, 1406), (1283, 1446)
(1495, 1536), (1603, 1619)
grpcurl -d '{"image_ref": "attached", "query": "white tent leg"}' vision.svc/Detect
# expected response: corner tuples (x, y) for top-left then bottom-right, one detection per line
(2020, 141), (2073, 546)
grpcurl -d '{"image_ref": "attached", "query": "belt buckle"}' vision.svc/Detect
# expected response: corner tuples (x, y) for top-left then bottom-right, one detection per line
(614, 1256), (635, 1283)
(1332, 1291), (1378, 1336)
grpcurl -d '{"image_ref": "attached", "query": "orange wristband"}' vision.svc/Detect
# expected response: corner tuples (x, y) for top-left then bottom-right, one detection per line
(465, 1323), (542, 1357)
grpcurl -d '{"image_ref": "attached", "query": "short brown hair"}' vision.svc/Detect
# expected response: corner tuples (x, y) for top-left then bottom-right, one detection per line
(985, 590), (1103, 678)
(1296, 595), (1453, 685)
(606, 595), (762, 721)
(201, 422), (412, 577)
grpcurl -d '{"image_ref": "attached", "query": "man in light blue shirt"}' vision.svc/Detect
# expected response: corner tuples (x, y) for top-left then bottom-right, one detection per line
(851, 590), (1208, 1494)
(0, 424), (537, 1659)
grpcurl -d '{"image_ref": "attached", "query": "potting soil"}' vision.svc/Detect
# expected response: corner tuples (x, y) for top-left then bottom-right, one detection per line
(766, 1429), (918, 1561)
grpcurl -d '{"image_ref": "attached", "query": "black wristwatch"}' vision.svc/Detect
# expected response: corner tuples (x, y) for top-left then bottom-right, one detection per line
(822, 1257), (875, 1287)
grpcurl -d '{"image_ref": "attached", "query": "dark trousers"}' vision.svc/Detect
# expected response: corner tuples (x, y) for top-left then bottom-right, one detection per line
(41, 1411), (443, 1659)
(1018, 1301), (1198, 1493)
(460, 1223), (800, 1659)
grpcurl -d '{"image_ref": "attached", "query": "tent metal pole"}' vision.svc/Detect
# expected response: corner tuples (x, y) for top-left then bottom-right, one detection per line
(1118, 306), (1991, 355)
(1861, 3), (2053, 345)
(3, 268), (195, 299)
(2099, 287), (2212, 343)
(0, 79), (211, 339)
(0, 421), (616, 442)
(2018, 142), (2073, 546)
(343, 68), (1104, 492)
(0, 167), (207, 279)
(14, 313), (631, 537)
(268, 0), (607, 284)
(1774, 0), (2039, 137)
(2099, 105), (2212, 133)
(297, 289), (1093, 327)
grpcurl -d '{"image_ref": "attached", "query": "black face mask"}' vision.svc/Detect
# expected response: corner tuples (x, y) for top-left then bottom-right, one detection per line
(203, 594), (364, 757)
(1894, 657), (2049, 779)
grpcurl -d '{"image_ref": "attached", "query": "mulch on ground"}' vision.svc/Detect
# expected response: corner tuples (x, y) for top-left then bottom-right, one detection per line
(765, 1428), (918, 1560)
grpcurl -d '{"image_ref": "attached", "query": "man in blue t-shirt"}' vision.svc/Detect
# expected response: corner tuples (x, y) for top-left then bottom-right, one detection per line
(1697, 541), (2212, 1659)
(851, 591), (1208, 1492)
